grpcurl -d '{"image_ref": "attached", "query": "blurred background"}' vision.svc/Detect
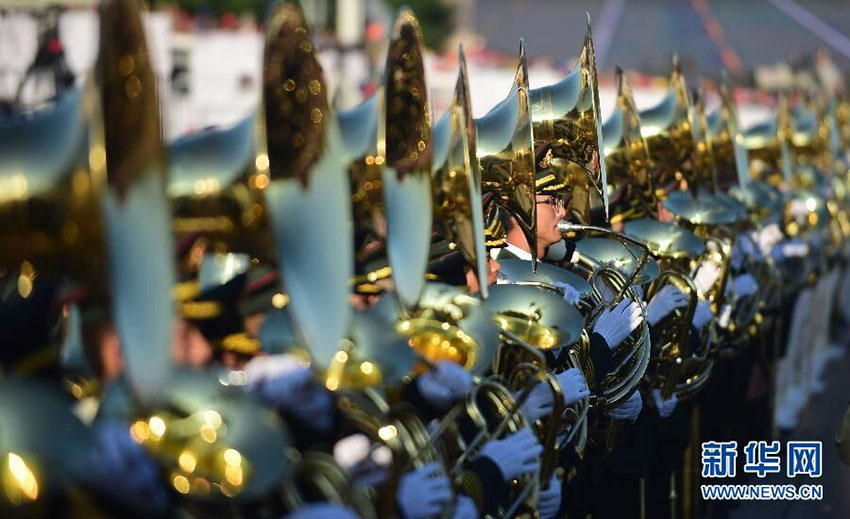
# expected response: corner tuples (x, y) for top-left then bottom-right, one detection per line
(2, 0), (849, 139)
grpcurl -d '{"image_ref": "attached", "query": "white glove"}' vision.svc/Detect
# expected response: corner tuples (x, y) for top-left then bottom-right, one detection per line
(250, 363), (335, 433)
(592, 299), (643, 349)
(651, 389), (678, 418)
(551, 281), (582, 305)
(537, 473), (562, 519)
(556, 368), (590, 406)
(606, 390), (642, 422)
(520, 381), (555, 422)
(397, 462), (451, 519)
(287, 502), (359, 519)
(693, 262), (721, 295)
(692, 299), (714, 330)
(645, 285), (689, 326)
(732, 273), (757, 297)
(453, 494), (478, 519)
(417, 361), (474, 410)
(477, 428), (542, 480)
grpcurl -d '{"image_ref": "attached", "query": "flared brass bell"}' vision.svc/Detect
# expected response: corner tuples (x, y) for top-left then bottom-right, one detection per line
(261, 1), (354, 367)
(0, 0), (178, 401)
(485, 284), (584, 350)
(372, 283), (499, 376)
(639, 55), (695, 196)
(337, 8), (433, 311)
(0, 377), (95, 508)
(323, 310), (417, 391)
(602, 67), (656, 221)
(529, 13), (608, 221)
(497, 258), (592, 296)
(706, 79), (749, 192)
(475, 40), (538, 267)
(106, 369), (292, 501)
(740, 95), (793, 188)
(574, 237), (660, 284)
(431, 47), (489, 298)
(623, 219), (705, 259)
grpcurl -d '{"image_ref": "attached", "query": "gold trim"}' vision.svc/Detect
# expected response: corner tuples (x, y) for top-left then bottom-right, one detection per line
(221, 333), (261, 355)
(172, 280), (201, 302)
(179, 300), (222, 320)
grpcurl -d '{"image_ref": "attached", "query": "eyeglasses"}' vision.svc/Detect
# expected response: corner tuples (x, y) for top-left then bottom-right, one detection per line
(536, 194), (568, 210)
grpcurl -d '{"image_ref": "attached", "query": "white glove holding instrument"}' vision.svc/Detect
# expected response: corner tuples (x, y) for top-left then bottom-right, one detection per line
(477, 428), (542, 480)
(557, 367), (590, 406)
(606, 390), (642, 422)
(551, 281), (582, 306)
(645, 285), (689, 326)
(592, 299), (643, 349)
(246, 357), (335, 434)
(521, 380), (556, 422)
(692, 299), (714, 329)
(652, 389), (678, 418)
(537, 473), (562, 519)
(397, 462), (452, 519)
(693, 262), (721, 295)
(521, 368), (589, 421)
(417, 360), (474, 410)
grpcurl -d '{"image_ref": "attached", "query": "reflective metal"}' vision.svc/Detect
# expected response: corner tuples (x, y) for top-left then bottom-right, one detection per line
(432, 47), (489, 298)
(262, 1), (353, 367)
(475, 41), (538, 267)
(529, 13), (608, 222)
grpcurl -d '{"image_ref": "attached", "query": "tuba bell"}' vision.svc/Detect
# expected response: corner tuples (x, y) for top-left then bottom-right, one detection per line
(475, 40), (538, 268)
(431, 46), (489, 298)
(0, 0), (177, 402)
(337, 8), (434, 310)
(529, 13), (608, 223)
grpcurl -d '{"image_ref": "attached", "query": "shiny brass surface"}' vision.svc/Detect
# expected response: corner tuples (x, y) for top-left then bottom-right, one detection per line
(529, 14), (608, 221)
(603, 67), (656, 220)
(497, 258), (592, 297)
(372, 283), (500, 376)
(486, 284), (585, 350)
(262, 0), (354, 367)
(574, 237), (660, 285)
(0, 377), (95, 507)
(323, 311), (417, 392)
(475, 41), (538, 266)
(623, 218), (705, 259)
(639, 56), (695, 198)
(432, 47), (489, 298)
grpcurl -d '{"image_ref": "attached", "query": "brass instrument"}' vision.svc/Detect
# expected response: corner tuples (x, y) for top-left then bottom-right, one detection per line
(431, 46), (489, 297)
(337, 8), (434, 308)
(529, 13), (608, 222)
(0, 0), (176, 402)
(475, 41), (538, 267)
(623, 219), (714, 401)
(600, 67), (715, 401)
(603, 67), (656, 223)
(564, 225), (652, 407)
(261, 0), (354, 367)
(167, 114), (274, 263)
(485, 283), (585, 496)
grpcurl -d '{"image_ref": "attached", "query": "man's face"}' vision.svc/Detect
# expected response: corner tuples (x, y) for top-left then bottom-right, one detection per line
(536, 194), (567, 250)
